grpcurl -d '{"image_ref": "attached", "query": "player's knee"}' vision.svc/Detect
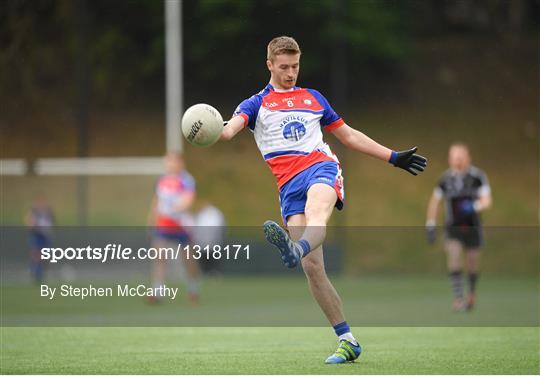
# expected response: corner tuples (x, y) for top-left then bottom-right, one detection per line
(302, 256), (325, 279)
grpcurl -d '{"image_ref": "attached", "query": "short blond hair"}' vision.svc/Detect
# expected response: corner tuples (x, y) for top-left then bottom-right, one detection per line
(267, 36), (301, 61)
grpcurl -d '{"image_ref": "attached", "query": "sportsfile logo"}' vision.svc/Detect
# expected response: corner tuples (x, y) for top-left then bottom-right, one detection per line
(40, 243), (250, 263)
(40, 243), (182, 263)
(187, 119), (203, 142)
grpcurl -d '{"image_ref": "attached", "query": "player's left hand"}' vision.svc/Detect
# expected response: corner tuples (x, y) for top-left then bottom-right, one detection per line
(390, 147), (427, 176)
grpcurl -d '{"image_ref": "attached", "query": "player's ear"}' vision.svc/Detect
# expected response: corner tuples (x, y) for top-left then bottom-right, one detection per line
(266, 59), (272, 71)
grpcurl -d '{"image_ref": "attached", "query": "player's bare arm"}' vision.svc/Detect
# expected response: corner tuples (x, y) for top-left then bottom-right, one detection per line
(220, 115), (245, 141)
(331, 124), (427, 175)
(474, 192), (492, 212)
(147, 195), (158, 226)
(425, 192), (441, 244)
(331, 124), (393, 160)
(174, 191), (196, 212)
(426, 192), (442, 226)
(24, 210), (35, 227)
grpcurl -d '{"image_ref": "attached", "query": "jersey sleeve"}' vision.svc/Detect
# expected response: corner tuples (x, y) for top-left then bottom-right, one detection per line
(434, 174), (447, 199)
(182, 172), (196, 193)
(477, 170), (491, 197)
(307, 89), (345, 132)
(232, 94), (262, 131)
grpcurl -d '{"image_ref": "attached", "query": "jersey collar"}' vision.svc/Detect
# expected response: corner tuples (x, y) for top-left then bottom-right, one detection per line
(266, 83), (300, 92)
(450, 167), (471, 177)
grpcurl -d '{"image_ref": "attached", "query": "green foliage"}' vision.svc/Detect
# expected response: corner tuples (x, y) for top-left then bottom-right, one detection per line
(1, 0), (410, 105)
(2, 0), (537, 106)
(0, 0), (73, 101)
(1, 0), (164, 105)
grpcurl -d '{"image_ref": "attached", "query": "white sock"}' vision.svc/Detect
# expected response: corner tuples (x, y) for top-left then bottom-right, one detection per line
(338, 332), (358, 345)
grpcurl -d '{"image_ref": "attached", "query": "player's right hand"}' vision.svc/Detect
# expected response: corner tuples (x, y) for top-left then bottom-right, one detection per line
(426, 225), (436, 244)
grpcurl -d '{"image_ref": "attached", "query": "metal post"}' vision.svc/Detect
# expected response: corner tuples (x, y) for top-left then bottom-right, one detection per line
(165, 0), (183, 153)
(75, 0), (90, 225)
(331, 0), (348, 260)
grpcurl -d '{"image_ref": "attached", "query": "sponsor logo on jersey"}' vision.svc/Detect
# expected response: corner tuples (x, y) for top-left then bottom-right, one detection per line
(280, 114), (308, 142)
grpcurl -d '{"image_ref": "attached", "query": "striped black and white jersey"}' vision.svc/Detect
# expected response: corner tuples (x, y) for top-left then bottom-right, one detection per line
(434, 166), (491, 227)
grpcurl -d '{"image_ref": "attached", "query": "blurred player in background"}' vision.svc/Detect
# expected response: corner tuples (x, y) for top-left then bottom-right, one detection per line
(24, 194), (55, 283)
(193, 200), (226, 274)
(148, 152), (200, 304)
(426, 143), (492, 311)
(221, 36), (427, 364)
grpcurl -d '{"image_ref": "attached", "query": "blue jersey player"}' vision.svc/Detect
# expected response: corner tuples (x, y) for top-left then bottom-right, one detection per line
(221, 36), (427, 364)
(25, 194), (55, 283)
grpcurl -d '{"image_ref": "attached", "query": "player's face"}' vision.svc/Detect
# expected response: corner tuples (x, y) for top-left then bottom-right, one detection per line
(267, 53), (300, 90)
(34, 195), (48, 208)
(448, 146), (471, 172)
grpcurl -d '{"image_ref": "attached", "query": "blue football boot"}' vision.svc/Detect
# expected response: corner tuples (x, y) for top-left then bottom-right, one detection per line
(263, 220), (302, 268)
(325, 339), (362, 364)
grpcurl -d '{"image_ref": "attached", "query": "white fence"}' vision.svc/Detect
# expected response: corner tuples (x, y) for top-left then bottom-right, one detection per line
(1, 157), (164, 176)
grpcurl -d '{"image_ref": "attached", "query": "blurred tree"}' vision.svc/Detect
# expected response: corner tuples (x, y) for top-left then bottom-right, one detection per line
(1, 0), (537, 110)
(0, 0), (164, 107)
(1, 0), (408, 107)
(1, 0), (73, 102)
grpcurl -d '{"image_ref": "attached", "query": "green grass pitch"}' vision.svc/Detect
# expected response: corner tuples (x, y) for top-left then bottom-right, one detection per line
(1, 276), (538, 374)
(1, 327), (538, 374)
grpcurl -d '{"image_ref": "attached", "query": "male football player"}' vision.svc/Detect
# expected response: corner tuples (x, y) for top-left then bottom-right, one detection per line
(426, 143), (491, 311)
(221, 36), (427, 363)
(148, 152), (200, 304)
(25, 194), (55, 283)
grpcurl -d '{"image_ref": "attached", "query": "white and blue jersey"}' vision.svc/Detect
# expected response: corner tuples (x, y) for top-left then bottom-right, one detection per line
(234, 84), (345, 221)
(154, 171), (195, 242)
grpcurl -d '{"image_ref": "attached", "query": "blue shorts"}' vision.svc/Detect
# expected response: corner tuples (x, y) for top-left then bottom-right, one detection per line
(29, 232), (52, 249)
(153, 229), (191, 244)
(279, 161), (344, 223)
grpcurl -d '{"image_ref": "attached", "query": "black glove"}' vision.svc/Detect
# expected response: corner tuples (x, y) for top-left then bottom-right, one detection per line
(426, 225), (436, 244)
(389, 147), (427, 176)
